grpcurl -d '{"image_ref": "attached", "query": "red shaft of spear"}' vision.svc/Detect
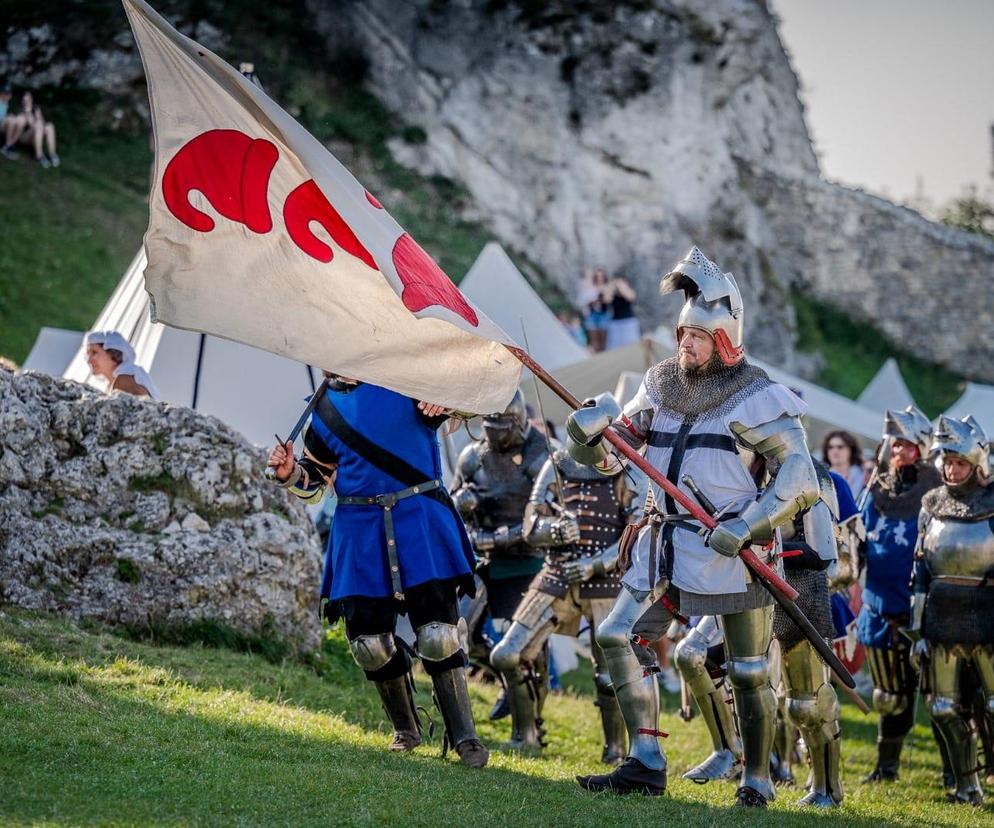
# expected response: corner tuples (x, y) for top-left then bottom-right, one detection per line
(506, 345), (799, 602)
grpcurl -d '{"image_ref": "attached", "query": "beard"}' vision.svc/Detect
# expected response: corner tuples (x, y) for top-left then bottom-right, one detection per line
(678, 351), (725, 378)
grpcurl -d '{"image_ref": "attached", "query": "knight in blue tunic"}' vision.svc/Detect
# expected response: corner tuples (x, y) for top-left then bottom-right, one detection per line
(267, 376), (488, 768)
(856, 406), (940, 782)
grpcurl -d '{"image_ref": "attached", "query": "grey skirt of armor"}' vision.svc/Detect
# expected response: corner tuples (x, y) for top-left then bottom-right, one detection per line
(923, 582), (994, 646)
(773, 569), (834, 650)
(679, 580), (773, 616)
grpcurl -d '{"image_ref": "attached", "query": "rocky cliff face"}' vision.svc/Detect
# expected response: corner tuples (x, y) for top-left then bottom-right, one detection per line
(0, 368), (323, 652)
(318, 0), (994, 380)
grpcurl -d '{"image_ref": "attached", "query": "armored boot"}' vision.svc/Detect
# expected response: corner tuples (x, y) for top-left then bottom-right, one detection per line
(724, 607), (777, 808)
(432, 667), (489, 768)
(595, 687), (627, 765)
(864, 736), (903, 782)
(674, 616), (742, 783)
(374, 674), (422, 752)
(577, 590), (667, 795)
(502, 672), (543, 751)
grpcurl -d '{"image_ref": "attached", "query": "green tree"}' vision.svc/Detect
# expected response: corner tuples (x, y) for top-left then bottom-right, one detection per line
(939, 186), (994, 240)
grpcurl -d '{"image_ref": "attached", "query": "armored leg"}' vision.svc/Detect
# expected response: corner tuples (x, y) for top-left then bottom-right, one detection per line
(416, 621), (489, 768)
(782, 639), (843, 807)
(929, 645), (983, 805)
(674, 616), (742, 783)
(589, 597), (626, 765)
(973, 649), (994, 784)
(722, 605), (776, 807)
(576, 587), (671, 795)
(490, 589), (559, 751)
(865, 644), (917, 782)
(349, 632), (422, 751)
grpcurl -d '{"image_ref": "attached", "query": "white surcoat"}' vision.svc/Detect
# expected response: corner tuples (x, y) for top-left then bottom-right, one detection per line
(620, 376), (806, 597)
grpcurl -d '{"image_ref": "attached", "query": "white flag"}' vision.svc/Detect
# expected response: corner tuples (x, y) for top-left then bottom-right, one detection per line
(123, 0), (522, 413)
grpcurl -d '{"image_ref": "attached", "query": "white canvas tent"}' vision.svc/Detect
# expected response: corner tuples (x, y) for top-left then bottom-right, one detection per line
(856, 358), (916, 414)
(944, 382), (994, 434)
(59, 249), (322, 447)
(22, 327), (85, 376)
(460, 242), (588, 370)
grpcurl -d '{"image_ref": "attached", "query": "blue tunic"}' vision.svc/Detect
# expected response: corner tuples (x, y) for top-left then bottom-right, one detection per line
(311, 383), (475, 602)
(856, 491), (918, 649)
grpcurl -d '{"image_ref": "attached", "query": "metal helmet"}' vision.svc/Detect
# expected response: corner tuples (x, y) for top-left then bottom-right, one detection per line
(930, 414), (990, 481)
(660, 246), (744, 366)
(482, 388), (530, 453)
(882, 405), (932, 458)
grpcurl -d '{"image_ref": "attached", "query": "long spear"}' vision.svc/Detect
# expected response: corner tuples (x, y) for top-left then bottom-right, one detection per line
(504, 345), (858, 691)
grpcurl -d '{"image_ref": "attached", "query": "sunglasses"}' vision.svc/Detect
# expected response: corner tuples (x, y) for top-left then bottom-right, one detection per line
(827, 443), (847, 450)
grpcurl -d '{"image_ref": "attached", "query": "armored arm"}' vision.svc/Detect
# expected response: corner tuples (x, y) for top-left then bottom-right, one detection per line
(706, 414), (819, 558)
(906, 511), (932, 638)
(523, 458), (580, 548)
(449, 444), (482, 518)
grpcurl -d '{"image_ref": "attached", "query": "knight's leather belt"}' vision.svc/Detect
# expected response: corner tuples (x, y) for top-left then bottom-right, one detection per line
(337, 479), (443, 600)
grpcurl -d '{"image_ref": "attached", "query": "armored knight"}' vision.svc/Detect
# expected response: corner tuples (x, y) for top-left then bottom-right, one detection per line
(450, 390), (554, 712)
(490, 448), (640, 759)
(267, 377), (488, 768)
(856, 406), (940, 782)
(909, 415), (994, 806)
(568, 246), (819, 807)
(675, 460), (849, 806)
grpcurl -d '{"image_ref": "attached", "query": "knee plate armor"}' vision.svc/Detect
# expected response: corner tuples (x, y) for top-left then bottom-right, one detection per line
(350, 632), (398, 671)
(417, 620), (466, 662)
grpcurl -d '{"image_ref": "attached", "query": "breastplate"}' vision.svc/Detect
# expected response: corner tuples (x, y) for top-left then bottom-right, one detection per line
(474, 451), (534, 527)
(924, 516), (994, 578)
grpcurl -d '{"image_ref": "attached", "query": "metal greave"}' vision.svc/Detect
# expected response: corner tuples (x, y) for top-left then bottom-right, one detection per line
(374, 673), (421, 741)
(722, 605), (776, 801)
(431, 666), (481, 750)
(929, 645), (983, 802)
(782, 639), (843, 804)
(596, 588), (667, 771)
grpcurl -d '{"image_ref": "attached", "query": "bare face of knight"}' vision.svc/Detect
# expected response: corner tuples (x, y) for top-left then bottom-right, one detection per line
(677, 327), (715, 371)
(942, 455), (973, 485)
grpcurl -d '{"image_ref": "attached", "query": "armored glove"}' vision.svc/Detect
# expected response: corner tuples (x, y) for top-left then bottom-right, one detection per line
(562, 554), (600, 584)
(565, 393), (621, 467)
(705, 516), (752, 558)
(451, 486), (479, 518)
(550, 515), (581, 546)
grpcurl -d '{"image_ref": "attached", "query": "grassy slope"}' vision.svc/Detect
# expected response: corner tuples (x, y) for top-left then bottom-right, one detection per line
(0, 608), (984, 827)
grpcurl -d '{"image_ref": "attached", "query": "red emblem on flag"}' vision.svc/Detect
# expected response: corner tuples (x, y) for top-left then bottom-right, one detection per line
(162, 129), (277, 233)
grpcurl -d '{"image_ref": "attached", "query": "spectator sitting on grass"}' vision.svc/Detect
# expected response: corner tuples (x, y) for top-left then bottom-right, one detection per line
(2, 91), (60, 167)
(0, 87), (13, 135)
(85, 330), (160, 399)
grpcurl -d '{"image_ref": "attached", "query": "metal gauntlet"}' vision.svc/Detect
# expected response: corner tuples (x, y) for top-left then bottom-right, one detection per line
(473, 523), (524, 551)
(565, 393), (621, 470)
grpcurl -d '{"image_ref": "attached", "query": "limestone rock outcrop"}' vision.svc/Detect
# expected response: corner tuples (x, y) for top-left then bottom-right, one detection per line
(320, 0), (994, 380)
(0, 368), (324, 652)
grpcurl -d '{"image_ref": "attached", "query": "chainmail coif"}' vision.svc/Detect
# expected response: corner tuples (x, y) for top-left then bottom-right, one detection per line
(644, 355), (771, 419)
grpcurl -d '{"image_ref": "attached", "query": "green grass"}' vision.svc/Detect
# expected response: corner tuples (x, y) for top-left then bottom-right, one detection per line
(0, 607), (985, 826)
(0, 96), (152, 364)
(792, 291), (964, 417)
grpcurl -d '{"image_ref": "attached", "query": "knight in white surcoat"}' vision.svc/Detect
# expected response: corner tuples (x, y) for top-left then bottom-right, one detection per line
(569, 247), (820, 808)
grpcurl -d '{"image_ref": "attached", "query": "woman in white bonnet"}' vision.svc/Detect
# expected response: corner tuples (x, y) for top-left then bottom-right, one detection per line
(85, 330), (160, 400)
